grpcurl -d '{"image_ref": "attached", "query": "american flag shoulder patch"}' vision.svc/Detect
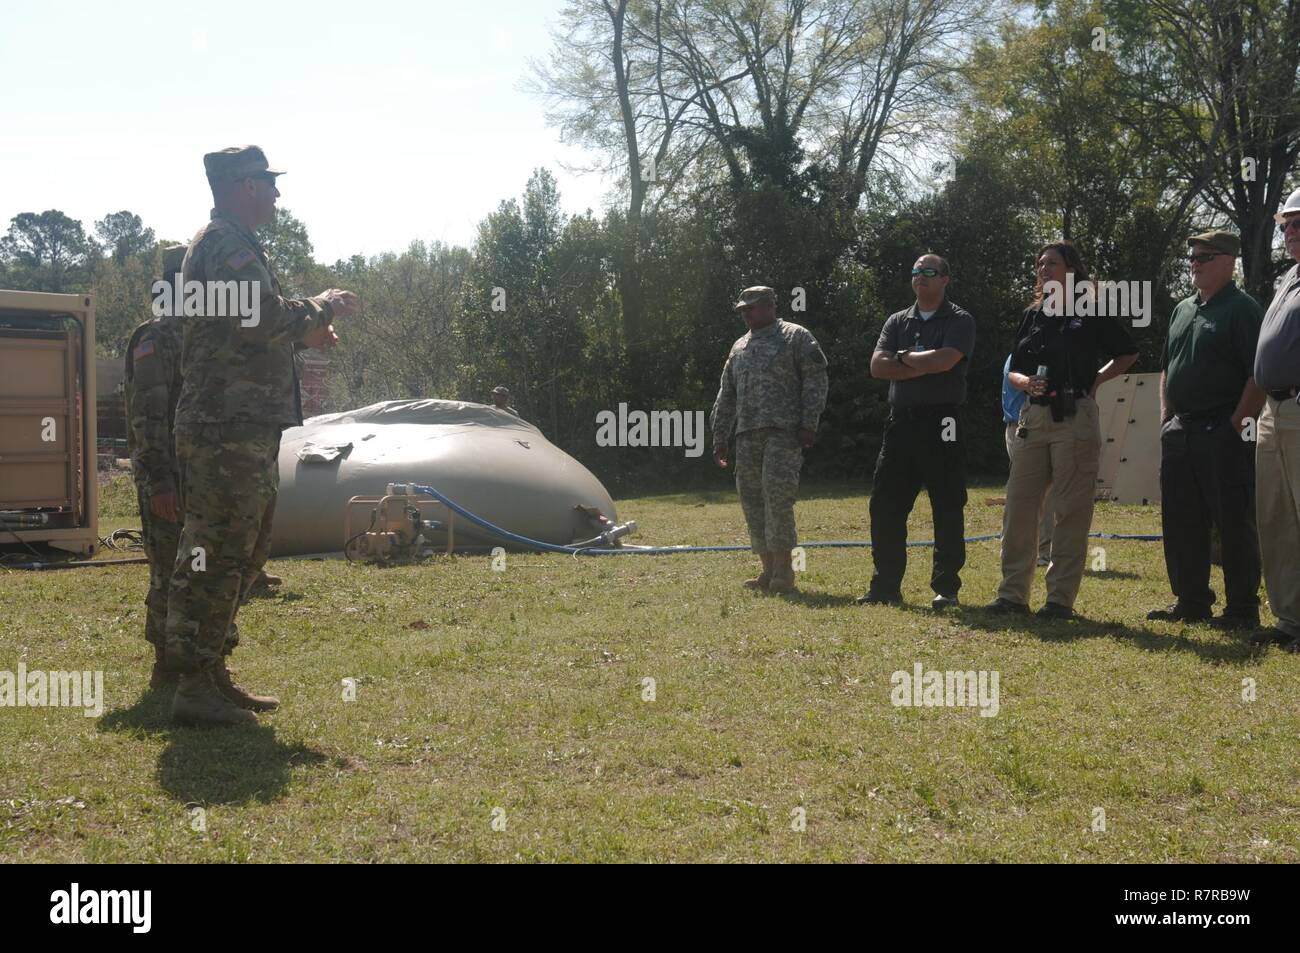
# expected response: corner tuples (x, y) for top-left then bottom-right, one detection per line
(133, 339), (155, 361)
(226, 248), (256, 270)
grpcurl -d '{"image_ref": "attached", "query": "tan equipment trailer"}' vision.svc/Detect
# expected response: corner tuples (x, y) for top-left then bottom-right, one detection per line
(0, 290), (98, 556)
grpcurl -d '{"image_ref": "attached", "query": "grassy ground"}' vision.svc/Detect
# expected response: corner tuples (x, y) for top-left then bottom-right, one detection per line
(1, 474), (1297, 862)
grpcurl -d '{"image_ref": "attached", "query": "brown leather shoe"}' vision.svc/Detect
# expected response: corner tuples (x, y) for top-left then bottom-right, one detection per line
(212, 663), (280, 712)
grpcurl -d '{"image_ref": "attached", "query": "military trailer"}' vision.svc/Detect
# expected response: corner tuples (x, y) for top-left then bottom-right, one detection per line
(0, 290), (99, 556)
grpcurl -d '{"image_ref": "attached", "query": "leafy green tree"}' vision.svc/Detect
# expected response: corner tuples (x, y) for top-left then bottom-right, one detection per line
(320, 241), (471, 411)
(0, 210), (96, 292)
(91, 250), (158, 358)
(459, 170), (594, 442)
(1105, 0), (1300, 300)
(257, 207), (315, 295)
(94, 211), (155, 263)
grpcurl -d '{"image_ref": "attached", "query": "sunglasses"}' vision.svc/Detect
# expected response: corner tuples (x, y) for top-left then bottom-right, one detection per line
(1187, 252), (1223, 263)
(1279, 218), (1300, 234)
(911, 267), (942, 277)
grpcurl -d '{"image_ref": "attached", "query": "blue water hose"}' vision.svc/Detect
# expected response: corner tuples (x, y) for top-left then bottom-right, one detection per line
(407, 483), (1161, 557)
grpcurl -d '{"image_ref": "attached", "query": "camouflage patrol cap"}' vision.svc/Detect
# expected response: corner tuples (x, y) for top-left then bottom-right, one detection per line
(161, 244), (187, 275)
(733, 286), (776, 310)
(1187, 230), (1240, 256)
(203, 146), (284, 185)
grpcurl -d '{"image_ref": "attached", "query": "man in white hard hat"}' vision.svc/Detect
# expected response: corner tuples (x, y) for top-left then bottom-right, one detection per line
(1252, 187), (1300, 652)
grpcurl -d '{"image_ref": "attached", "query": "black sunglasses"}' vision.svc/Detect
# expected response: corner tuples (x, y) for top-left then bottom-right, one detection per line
(911, 267), (942, 277)
(1187, 252), (1223, 263)
(1279, 218), (1300, 234)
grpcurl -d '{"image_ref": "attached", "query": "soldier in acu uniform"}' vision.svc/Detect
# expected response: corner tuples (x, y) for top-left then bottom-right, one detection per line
(711, 286), (829, 593)
(125, 245), (187, 688)
(491, 385), (520, 417)
(165, 145), (358, 727)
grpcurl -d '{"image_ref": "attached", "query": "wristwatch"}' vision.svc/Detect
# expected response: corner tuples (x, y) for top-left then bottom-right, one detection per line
(896, 350), (910, 368)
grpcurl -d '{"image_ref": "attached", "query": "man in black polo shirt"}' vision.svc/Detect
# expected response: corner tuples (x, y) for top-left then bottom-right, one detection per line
(859, 253), (976, 609)
(1253, 188), (1300, 651)
(1149, 231), (1265, 629)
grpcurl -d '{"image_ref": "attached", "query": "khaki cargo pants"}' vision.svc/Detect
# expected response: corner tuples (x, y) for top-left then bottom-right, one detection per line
(998, 398), (1100, 609)
(1258, 396), (1300, 638)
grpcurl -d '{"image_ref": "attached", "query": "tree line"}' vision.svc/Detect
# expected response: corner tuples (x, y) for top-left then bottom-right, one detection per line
(2, 0), (1297, 493)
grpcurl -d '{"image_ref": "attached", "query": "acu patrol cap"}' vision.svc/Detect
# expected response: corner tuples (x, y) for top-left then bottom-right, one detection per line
(1187, 229), (1240, 256)
(733, 286), (777, 311)
(203, 146), (285, 185)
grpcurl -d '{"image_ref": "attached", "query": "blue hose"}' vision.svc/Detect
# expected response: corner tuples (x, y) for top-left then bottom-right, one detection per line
(408, 484), (1161, 557)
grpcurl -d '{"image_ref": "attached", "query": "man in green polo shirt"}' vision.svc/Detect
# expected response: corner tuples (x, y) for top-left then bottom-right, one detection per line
(1148, 230), (1266, 629)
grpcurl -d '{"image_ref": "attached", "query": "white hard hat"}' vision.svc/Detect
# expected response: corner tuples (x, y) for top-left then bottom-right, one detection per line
(1275, 187), (1300, 223)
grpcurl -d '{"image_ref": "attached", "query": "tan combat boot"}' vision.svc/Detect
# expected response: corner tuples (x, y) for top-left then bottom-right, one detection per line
(172, 670), (258, 727)
(744, 552), (774, 590)
(212, 663), (280, 712)
(768, 550), (797, 593)
(149, 643), (178, 690)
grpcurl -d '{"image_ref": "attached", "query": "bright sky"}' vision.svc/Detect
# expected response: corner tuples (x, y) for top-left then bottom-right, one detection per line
(0, 0), (614, 263)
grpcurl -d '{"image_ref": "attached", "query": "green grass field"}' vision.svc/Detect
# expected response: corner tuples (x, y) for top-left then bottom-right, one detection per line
(1, 474), (1297, 862)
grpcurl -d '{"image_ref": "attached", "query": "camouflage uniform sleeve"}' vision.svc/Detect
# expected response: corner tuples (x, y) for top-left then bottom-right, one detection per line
(201, 230), (333, 344)
(710, 348), (738, 448)
(127, 325), (178, 496)
(798, 329), (829, 431)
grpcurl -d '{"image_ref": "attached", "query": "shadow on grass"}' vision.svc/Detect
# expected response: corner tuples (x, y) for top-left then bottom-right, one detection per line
(99, 686), (327, 806)
(99, 685), (175, 735)
(951, 607), (1259, 665)
(157, 725), (327, 806)
(773, 588), (861, 609)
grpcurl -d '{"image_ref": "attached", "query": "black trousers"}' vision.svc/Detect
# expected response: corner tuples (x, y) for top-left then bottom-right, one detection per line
(1159, 414), (1261, 613)
(869, 407), (968, 597)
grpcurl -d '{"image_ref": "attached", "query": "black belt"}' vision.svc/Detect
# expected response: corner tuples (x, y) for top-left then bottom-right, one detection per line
(1175, 404), (1235, 426)
(1029, 388), (1088, 406)
(1267, 387), (1299, 400)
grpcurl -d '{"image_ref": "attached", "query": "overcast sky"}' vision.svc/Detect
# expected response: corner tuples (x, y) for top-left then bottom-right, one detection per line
(1, 0), (614, 262)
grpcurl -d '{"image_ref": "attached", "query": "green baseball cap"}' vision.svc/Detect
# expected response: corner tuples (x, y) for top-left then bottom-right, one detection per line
(1187, 230), (1240, 256)
(203, 145), (284, 185)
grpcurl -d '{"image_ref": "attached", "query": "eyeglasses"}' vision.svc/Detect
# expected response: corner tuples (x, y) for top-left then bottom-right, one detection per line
(1187, 252), (1223, 263)
(911, 267), (942, 277)
(1280, 218), (1300, 234)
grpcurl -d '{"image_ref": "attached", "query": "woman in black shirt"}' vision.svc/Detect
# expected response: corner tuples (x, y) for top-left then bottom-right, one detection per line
(987, 241), (1139, 618)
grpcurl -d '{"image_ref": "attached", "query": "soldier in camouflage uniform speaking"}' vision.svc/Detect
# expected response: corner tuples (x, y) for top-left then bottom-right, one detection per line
(165, 145), (358, 727)
(124, 245), (188, 689)
(711, 286), (830, 593)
